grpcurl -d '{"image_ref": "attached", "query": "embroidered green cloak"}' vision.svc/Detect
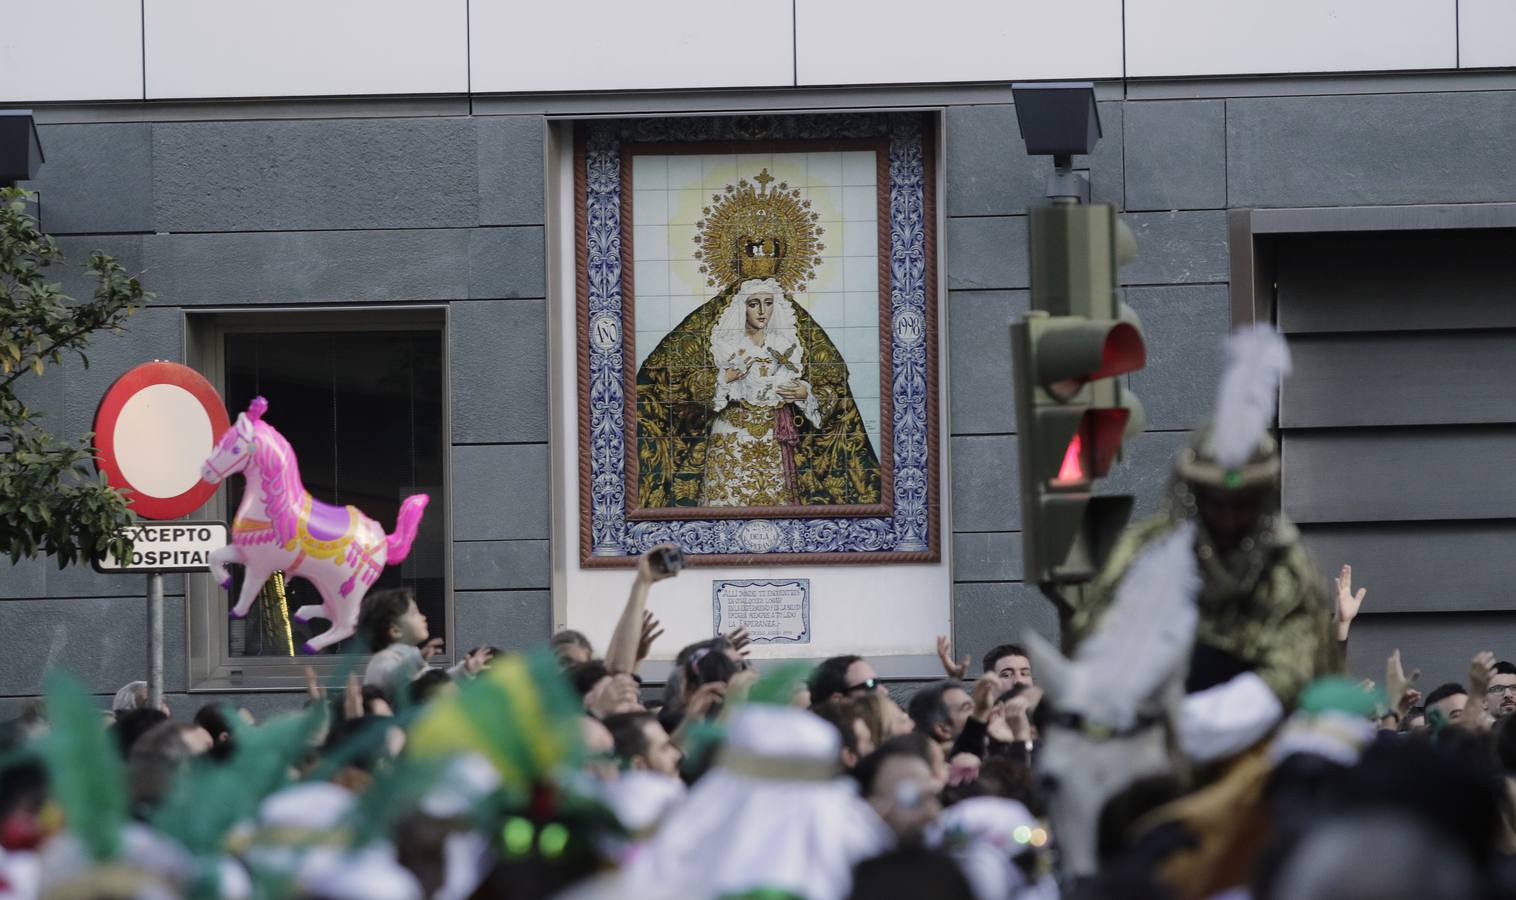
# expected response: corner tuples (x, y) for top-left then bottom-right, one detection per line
(635, 284), (882, 509)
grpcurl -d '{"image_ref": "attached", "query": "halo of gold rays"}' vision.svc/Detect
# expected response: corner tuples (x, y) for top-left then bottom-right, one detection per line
(693, 169), (825, 294)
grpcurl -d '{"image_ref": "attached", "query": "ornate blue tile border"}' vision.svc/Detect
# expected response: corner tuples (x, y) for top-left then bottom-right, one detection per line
(575, 113), (939, 566)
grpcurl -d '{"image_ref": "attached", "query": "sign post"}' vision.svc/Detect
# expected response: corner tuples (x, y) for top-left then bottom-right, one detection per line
(93, 362), (230, 708)
(147, 573), (163, 709)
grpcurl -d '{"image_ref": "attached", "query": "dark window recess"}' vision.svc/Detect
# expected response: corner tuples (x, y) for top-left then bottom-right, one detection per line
(222, 330), (446, 657)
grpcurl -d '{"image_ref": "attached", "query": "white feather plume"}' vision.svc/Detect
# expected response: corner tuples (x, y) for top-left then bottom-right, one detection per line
(1210, 324), (1291, 469)
(1063, 522), (1200, 729)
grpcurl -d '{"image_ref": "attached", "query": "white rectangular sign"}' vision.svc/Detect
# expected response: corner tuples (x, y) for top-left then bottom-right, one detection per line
(713, 579), (811, 645)
(94, 522), (228, 573)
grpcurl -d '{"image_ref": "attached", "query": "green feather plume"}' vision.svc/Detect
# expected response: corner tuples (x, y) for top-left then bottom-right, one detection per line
(345, 754), (449, 849)
(743, 662), (813, 707)
(409, 649), (585, 789)
(151, 706), (324, 862)
(38, 670), (128, 863)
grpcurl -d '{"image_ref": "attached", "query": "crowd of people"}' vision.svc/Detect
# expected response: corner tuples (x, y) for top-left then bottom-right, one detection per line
(0, 548), (1513, 900)
(0, 328), (1510, 899)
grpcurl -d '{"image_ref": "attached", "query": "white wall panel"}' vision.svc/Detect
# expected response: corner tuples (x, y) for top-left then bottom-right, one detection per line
(795, 0), (1122, 85)
(0, 0), (142, 103)
(470, 0), (794, 93)
(144, 0), (468, 99)
(1127, 0), (1456, 77)
(1460, 0), (1516, 68)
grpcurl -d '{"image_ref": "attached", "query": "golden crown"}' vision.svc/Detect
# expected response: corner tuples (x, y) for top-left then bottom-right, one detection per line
(694, 169), (824, 293)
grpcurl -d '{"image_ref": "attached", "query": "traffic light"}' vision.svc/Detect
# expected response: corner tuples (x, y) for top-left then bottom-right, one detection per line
(1012, 202), (1145, 586)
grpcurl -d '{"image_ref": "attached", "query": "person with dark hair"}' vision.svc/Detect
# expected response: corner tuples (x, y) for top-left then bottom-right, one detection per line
(1425, 682), (1468, 727)
(193, 703), (239, 761)
(408, 669), (454, 707)
(854, 736), (944, 843)
(550, 629), (594, 667)
(809, 655), (885, 706)
(847, 847), (976, 900)
(568, 660), (610, 699)
(569, 661), (640, 720)
(603, 711), (681, 777)
(975, 756), (1044, 816)
(112, 707), (169, 759)
(812, 701), (876, 772)
(1484, 660), (1516, 719)
(361, 684), (395, 717)
(127, 721), (214, 817)
(688, 643), (741, 689)
(907, 682), (972, 752)
(855, 733), (947, 799)
(982, 643), (1035, 687)
(358, 587), (490, 702)
(358, 587), (432, 693)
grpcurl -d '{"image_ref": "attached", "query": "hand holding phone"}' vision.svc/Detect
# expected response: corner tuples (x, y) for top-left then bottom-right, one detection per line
(638, 543), (684, 583)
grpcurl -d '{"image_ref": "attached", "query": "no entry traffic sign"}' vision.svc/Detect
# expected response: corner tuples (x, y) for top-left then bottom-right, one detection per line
(94, 522), (229, 573)
(94, 361), (230, 520)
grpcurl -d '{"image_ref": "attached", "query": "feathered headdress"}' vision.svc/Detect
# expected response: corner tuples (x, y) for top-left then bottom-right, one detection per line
(37, 671), (128, 864)
(1210, 324), (1291, 469)
(1178, 324), (1291, 490)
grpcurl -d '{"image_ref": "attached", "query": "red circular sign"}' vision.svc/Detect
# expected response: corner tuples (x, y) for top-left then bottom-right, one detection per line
(94, 361), (230, 520)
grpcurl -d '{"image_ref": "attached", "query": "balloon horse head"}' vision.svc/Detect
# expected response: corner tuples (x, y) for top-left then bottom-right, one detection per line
(202, 396), (429, 654)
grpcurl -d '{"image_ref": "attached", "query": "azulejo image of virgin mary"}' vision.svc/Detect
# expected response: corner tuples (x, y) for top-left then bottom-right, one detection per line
(636, 169), (882, 509)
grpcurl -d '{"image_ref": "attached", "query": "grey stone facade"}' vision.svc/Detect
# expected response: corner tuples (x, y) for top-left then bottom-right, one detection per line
(5, 80), (1514, 710)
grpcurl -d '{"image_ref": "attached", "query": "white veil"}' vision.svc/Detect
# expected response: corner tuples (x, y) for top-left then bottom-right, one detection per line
(709, 277), (803, 371)
(709, 277), (821, 427)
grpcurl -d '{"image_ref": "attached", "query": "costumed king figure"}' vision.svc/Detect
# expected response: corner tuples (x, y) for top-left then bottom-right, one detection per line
(1065, 324), (1341, 766)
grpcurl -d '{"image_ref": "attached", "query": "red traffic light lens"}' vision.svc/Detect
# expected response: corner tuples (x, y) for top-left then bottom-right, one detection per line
(1056, 430), (1086, 484)
(1091, 322), (1145, 381)
(1050, 408), (1133, 487)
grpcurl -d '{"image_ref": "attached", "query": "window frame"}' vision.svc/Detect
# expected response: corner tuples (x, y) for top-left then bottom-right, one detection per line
(184, 305), (452, 692)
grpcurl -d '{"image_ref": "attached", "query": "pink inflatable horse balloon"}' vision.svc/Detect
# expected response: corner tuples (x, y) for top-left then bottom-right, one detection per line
(201, 397), (429, 654)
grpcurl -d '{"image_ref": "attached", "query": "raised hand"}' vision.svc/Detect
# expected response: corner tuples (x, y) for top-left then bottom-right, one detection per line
(304, 665), (326, 704)
(970, 673), (1003, 723)
(636, 611), (665, 665)
(586, 673), (642, 719)
(1335, 564), (1366, 641)
(936, 635), (970, 680)
(1471, 650), (1496, 700)
(342, 672), (364, 721)
(460, 645), (493, 676)
(635, 543), (681, 585)
(683, 681), (727, 722)
(1386, 648), (1419, 712)
(724, 627), (753, 657)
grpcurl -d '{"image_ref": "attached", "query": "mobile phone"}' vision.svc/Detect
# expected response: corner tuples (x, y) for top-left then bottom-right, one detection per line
(648, 545), (685, 576)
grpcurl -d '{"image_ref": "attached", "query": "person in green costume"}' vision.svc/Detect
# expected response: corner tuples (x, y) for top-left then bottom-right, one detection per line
(1065, 325), (1341, 764)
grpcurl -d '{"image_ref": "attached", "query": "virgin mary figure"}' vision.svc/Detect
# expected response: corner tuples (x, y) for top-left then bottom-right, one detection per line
(635, 170), (881, 509)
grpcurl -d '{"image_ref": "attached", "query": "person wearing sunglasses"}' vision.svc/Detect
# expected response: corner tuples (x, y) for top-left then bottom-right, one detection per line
(808, 655), (889, 707)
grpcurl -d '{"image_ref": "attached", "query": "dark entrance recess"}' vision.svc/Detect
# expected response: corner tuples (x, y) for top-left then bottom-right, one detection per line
(1230, 207), (1516, 689)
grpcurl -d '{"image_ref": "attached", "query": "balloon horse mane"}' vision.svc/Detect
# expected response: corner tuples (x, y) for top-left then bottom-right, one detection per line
(202, 397), (429, 654)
